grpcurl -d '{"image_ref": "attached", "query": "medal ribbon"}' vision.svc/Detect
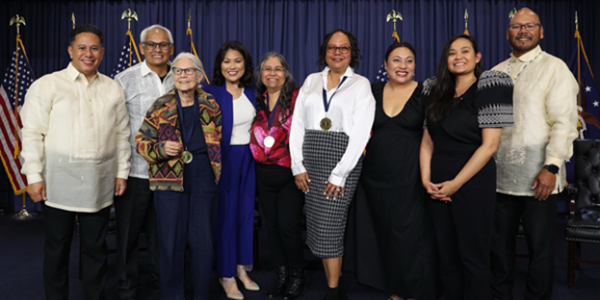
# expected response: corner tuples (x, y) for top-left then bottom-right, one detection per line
(176, 92), (199, 147)
(322, 76), (348, 113)
(266, 93), (280, 129)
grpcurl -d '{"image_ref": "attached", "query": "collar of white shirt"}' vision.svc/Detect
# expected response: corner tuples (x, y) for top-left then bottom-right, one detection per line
(510, 45), (542, 63)
(140, 59), (172, 78)
(321, 66), (355, 89)
(66, 62), (99, 83)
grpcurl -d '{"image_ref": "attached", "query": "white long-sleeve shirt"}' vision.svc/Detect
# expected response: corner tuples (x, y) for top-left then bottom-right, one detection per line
(20, 63), (131, 212)
(114, 60), (174, 179)
(493, 46), (578, 196)
(289, 66), (375, 186)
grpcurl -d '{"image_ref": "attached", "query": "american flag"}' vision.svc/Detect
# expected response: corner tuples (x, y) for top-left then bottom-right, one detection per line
(0, 44), (34, 194)
(373, 32), (400, 83)
(566, 31), (600, 185)
(375, 65), (389, 82)
(110, 31), (140, 78)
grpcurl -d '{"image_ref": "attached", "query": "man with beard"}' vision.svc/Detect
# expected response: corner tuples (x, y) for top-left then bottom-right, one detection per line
(490, 7), (578, 300)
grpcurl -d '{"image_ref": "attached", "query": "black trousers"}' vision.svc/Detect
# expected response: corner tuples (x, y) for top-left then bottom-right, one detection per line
(491, 193), (557, 300)
(43, 203), (110, 300)
(114, 177), (160, 298)
(256, 164), (306, 269)
(428, 187), (496, 300)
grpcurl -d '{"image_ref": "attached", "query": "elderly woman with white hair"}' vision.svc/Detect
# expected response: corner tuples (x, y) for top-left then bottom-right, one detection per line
(136, 52), (223, 300)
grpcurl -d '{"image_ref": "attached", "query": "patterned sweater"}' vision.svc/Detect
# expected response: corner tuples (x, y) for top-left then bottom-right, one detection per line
(136, 88), (222, 191)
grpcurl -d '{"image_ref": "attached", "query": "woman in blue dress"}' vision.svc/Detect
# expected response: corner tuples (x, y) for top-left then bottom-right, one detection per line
(203, 40), (259, 300)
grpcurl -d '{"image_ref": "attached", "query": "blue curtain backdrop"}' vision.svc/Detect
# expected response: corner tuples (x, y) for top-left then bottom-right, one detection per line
(1, 0), (599, 211)
(1, 0), (598, 84)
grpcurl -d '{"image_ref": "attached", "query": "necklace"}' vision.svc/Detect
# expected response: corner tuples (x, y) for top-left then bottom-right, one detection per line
(506, 51), (542, 81)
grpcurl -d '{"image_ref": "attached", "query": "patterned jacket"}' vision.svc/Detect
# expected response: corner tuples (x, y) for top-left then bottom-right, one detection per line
(136, 88), (222, 191)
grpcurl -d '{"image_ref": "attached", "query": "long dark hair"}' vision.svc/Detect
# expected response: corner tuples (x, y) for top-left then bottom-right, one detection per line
(427, 34), (483, 123)
(255, 52), (296, 124)
(317, 29), (362, 70)
(211, 40), (254, 88)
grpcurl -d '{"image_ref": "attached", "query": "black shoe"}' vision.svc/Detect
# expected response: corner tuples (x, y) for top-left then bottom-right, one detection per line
(266, 265), (288, 299)
(282, 268), (305, 299)
(322, 286), (339, 300)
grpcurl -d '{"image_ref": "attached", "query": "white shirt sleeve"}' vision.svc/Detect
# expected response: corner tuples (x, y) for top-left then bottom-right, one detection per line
(20, 79), (50, 184)
(289, 75), (311, 176)
(328, 79), (375, 186)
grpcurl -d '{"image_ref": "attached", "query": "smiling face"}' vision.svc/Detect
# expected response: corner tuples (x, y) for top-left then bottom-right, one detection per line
(140, 28), (173, 69)
(220, 49), (245, 85)
(385, 47), (416, 85)
(174, 57), (202, 93)
(447, 37), (481, 77)
(261, 56), (286, 93)
(325, 31), (352, 73)
(68, 32), (104, 81)
(507, 8), (544, 57)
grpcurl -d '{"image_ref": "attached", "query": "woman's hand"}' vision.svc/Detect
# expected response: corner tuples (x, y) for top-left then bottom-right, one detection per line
(324, 181), (344, 200)
(294, 172), (310, 193)
(435, 180), (462, 202)
(423, 181), (449, 202)
(164, 141), (183, 157)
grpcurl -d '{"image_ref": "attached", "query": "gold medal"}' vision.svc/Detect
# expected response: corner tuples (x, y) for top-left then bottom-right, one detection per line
(264, 136), (275, 148)
(182, 150), (193, 164)
(320, 117), (332, 131)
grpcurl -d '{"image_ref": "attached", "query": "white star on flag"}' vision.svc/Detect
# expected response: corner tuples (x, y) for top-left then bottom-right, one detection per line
(593, 101), (599, 107)
(586, 86), (592, 92)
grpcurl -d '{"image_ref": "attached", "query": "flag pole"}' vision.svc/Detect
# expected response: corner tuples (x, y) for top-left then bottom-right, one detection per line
(386, 9), (402, 43)
(71, 12), (75, 29)
(464, 9), (469, 35)
(121, 9), (141, 67)
(187, 9), (210, 84)
(10, 14), (32, 219)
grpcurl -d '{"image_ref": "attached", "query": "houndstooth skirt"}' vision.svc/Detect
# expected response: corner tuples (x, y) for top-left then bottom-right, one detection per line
(302, 129), (362, 258)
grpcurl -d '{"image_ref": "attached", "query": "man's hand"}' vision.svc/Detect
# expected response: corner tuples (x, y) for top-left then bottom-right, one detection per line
(115, 178), (127, 196)
(27, 181), (47, 202)
(531, 168), (556, 201)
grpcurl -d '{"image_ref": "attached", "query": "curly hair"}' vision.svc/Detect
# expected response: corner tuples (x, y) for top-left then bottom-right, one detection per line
(317, 29), (362, 70)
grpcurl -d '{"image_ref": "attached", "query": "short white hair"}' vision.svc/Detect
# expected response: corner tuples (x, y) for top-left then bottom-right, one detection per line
(140, 24), (173, 44)
(172, 52), (204, 74)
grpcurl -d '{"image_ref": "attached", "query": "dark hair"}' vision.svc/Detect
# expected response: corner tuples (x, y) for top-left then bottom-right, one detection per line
(427, 34), (483, 123)
(317, 29), (362, 70)
(69, 24), (104, 46)
(254, 52), (296, 124)
(385, 42), (417, 62)
(212, 40), (254, 88)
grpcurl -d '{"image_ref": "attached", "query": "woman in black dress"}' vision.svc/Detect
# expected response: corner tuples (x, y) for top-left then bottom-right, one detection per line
(420, 34), (513, 300)
(345, 42), (436, 300)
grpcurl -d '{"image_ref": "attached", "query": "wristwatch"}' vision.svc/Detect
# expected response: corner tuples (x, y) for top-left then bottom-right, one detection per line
(543, 164), (559, 174)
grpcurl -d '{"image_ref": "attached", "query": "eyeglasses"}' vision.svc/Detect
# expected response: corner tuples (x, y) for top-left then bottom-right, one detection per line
(326, 45), (351, 54)
(142, 42), (172, 50)
(508, 22), (541, 31)
(262, 67), (285, 74)
(173, 67), (200, 76)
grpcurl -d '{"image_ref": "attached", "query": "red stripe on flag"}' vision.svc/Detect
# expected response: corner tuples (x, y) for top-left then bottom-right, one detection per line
(0, 85), (27, 193)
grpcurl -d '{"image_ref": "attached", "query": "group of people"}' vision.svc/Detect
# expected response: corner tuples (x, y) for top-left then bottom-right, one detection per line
(19, 6), (578, 300)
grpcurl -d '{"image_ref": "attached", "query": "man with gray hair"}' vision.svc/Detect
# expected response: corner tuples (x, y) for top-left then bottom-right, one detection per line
(113, 24), (174, 299)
